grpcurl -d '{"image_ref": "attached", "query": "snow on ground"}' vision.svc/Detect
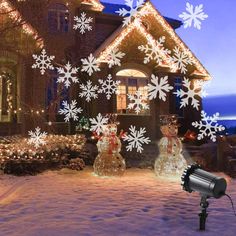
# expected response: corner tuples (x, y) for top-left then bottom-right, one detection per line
(0, 168), (236, 236)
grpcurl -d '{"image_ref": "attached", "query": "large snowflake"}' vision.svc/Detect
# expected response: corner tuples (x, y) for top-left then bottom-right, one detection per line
(174, 78), (207, 110)
(148, 75), (173, 101)
(169, 47), (193, 74)
(179, 3), (208, 30)
(73, 12), (93, 34)
(98, 74), (121, 100)
(138, 36), (171, 65)
(57, 62), (79, 88)
(59, 100), (83, 122)
(81, 53), (100, 76)
(115, 0), (145, 26)
(106, 48), (125, 68)
(32, 49), (55, 75)
(79, 80), (98, 102)
(123, 125), (151, 153)
(127, 89), (149, 114)
(89, 113), (109, 135)
(192, 111), (225, 142)
(28, 127), (47, 149)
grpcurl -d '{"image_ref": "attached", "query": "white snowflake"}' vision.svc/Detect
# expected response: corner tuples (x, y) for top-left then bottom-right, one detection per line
(73, 12), (93, 34)
(179, 3), (208, 30)
(59, 100), (83, 122)
(79, 80), (98, 102)
(32, 49), (55, 75)
(169, 47), (193, 74)
(105, 48), (125, 68)
(81, 53), (100, 76)
(127, 89), (149, 114)
(98, 74), (121, 100)
(174, 78), (207, 110)
(89, 113), (109, 135)
(57, 62), (79, 88)
(28, 127), (47, 149)
(148, 75), (173, 101)
(123, 125), (151, 153)
(192, 111), (225, 142)
(115, 0), (145, 26)
(138, 36), (171, 65)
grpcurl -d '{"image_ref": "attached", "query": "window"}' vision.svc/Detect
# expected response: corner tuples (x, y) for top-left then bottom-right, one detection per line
(48, 3), (69, 33)
(173, 77), (184, 117)
(116, 69), (149, 115)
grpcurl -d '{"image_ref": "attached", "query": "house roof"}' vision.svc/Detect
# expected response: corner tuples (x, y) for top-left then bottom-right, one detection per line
(101, 2), (183, 29)
(96, 1), (211, 80)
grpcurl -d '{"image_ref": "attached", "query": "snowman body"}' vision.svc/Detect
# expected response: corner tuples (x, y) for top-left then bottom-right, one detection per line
(154, 124), (187, 176)
(93, 124), (126, 176)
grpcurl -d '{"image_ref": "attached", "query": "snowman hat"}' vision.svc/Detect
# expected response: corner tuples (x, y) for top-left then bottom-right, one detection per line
(105, 113), (120, 125)
(159, 114), (180, 126)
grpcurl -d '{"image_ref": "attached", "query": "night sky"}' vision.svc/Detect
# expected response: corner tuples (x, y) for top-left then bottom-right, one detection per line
(102, 0), (236, 97)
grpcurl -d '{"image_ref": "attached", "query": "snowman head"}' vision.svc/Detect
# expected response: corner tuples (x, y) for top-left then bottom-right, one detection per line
(102, 124), (117, 136)
(160, 124), (178, 137)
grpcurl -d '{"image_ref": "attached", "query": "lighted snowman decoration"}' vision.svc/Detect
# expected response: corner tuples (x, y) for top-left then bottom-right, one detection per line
(154, 115), (187, 176)
(93, 123), (126, 177)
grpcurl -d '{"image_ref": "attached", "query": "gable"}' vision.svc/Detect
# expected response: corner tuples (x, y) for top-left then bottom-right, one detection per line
(95, 1), (211, 80)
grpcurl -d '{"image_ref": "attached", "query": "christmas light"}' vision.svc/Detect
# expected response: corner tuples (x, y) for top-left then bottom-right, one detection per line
(0, 0), (44, 47)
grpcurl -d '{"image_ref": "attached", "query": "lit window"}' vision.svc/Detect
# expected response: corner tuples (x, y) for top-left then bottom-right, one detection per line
(48, 3), (69, 33)
(116, 69), (149, 115)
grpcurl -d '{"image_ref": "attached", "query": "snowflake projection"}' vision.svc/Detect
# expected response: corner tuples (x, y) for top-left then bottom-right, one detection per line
(81, 53), (100, 76)
(127, 89), (149, 114)
(123, 125), (151, 153)
(179, 3), (208, 30)
(169, 47), (193, 74)
(79, 80), (98, 102)
(147, 75), (173, 101)
(89, 113), (109, 135)
(105, 48), (125, 68)
(192, 111), (225, 142)
(32, 49), (55, 75)
(59, 100), (83, 122)
(98, 74), (121, 100)
(138, 36), (171, 65)
(57, 62), (79, 88)
(28, 127), (47, 149)
(174, 78), (207, 110)
(115, 0), (145, 26)
(73, 12), (93, 34)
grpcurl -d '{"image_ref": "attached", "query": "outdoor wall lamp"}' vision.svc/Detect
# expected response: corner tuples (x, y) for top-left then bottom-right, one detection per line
(181, 163), (227, 231)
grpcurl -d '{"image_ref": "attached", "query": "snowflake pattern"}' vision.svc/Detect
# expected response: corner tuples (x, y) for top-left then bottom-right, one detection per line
(148, 75), (173, 101)
(32, 49), (55, 75)
(59, 100), (83, 122)
(192, 111), (225, 142)
(115, 0), (145, 26)
(169, 47), (193, 74)
(138, 36), (171, 65)
(105, 48), (125, 68)
(179, 3), (208, 30)
(127, 89), (149, 114)
(98, 74), (121, 100)
(79, 80), (98, 102)
(123, 125), (151, 153)
(89, 113), (109, 135)
(81, 53), (100, 76)
(73, 12), (93, 34)
(28, 127), (47, 149)
(57, 62), (79, 88)
(174, 78), (207, 110)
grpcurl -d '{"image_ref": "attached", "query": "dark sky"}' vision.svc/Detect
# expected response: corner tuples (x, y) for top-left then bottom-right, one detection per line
(102, 0), (236, 96)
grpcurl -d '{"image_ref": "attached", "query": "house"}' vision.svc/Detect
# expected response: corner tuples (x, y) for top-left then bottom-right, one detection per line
(0, 0), (211, 139)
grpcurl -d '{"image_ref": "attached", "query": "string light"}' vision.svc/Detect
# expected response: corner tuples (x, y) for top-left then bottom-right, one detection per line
(81, 0), (104, 11)
(0, 0), (44, 48)
(96, 1), (211, 80)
